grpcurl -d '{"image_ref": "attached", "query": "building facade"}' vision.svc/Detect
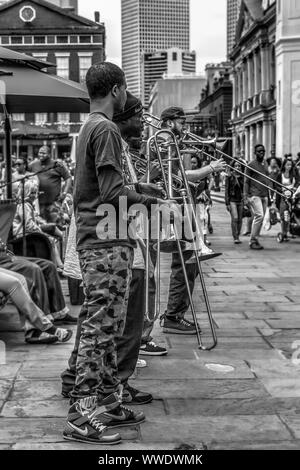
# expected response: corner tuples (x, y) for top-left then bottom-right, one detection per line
(227, 0), (242, 57)
(0, 0), (78, 13)
(0, 0), (105, 158)
(276, 0), (300, 158)
(230, 0), (276, 161)
(141, 48), (196, 106)
(199, 63), (233, 139)
(148, 74), (206, 122)
(121, 0), (190, 98)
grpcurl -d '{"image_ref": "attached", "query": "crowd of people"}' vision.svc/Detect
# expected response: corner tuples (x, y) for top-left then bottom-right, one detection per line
(224, 148), (300, 248)
(0, 60), (300, 446)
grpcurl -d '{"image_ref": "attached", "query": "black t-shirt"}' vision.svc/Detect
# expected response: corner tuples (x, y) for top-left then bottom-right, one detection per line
(74, 112), (156, 251)
(29, 159), (70, 205)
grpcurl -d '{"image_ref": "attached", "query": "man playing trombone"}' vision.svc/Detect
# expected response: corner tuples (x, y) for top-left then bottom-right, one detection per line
(155, 107), (226, 335)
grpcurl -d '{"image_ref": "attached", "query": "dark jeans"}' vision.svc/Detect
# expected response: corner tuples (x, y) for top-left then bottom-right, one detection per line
(61, 269), (145, 394)
(166, 251), (198, 319)
(141, 244), (157, 344)
(229, 201), (243, 240)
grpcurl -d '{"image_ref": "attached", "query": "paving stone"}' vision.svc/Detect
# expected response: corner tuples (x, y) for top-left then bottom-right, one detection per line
(12, 442), (188, 450)
(260, 379), (300, 398)
(280, 416), (300, 439)
(0, 364), (22, 380)
(10, 380), (65, 401)
(248, 359), (300, 379)
(165, 397), (300, 416)
(209, 440), (300, 450)
(0, 379), (13, 401)
(266, 320), (300, 329)
(140, 415), (292, 443)
(18, 361), (71, 379)
(132, 379), (268, 399)
(0, 418), (138, 443)
(138, 358), (254, 380)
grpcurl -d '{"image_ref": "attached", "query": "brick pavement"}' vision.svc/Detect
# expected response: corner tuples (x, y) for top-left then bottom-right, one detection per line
(1, 201), (300, 450)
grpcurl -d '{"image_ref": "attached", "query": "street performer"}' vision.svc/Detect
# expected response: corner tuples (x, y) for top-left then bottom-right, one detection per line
(63, 63), (179, 445)
(157, 106), (226, 335)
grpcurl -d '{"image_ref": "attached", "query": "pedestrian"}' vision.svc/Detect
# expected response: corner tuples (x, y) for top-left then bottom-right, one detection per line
(29, 145), (72, 223)
(244, 144), (271, 250)
(225, 159), (244, 244)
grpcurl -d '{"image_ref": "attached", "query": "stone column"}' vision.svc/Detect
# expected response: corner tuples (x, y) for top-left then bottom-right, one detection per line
(231, 71), (236, 119)
(242, 62), (248, 112)
(249, 125), (255, 157)
(261, 44), (270, 104)
(257, 122), (263, 146)
(247, 55), (253, 101)
(245, 127), (250, 161)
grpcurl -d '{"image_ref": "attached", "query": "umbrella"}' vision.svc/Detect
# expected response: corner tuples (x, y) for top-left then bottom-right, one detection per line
(0, 45), (54, 70)
(0, 121), (69, 140)
(0, 62), (89, 198)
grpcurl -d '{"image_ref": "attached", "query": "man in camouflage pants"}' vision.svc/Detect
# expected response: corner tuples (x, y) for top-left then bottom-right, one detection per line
(63, 63), (176, 445)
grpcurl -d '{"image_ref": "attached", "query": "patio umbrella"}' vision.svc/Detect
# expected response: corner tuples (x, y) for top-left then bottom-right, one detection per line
(0, 62), (89, 198)
(0, 45), (54, 70)
(0, 121), (69, 140)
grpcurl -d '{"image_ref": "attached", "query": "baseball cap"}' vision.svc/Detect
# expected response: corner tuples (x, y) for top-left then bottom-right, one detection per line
(160, 106), (186, 122)
(113, 91), (143, 122)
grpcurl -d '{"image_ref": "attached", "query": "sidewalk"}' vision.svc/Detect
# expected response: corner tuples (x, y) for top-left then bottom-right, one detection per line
(1, 203), (300, 450)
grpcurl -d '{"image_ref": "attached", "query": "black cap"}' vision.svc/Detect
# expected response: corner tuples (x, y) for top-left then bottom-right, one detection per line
(113, 91), (143, 122)
(160, 106), (186, 122)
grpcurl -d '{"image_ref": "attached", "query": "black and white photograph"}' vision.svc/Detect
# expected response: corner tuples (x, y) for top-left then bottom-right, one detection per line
(0, 0), (300, 459)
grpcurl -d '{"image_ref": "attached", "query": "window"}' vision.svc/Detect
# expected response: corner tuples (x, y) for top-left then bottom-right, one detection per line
(79, 55), (92, 83)
(11, 36), (23, 44)
(172, 52), (177, 61)
(57, 36), (68, 44)
(12, 113), (25, 121)
(79, 36), (91, 44)
(35, 113), (48, 125)
(34, 36), (46, 44)
(57, 113), (70, 132)
(80, 113), (89, 123)
(56, 56), (69, 79)
(32, 53), (48, 62)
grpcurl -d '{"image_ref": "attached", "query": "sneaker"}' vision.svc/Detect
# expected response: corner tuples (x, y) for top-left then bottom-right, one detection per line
(54, 313), (77, 325)
(243, 231), (251, 236)
(122, 385), (153, 405)
(63, 396), (121, 445)
(54, 328), (73, 343)
(161, 316), (197, 335)
(234, 239), (242, 244)
(25, 331), (58, 345)
(139, 341), (168, 356)
(250, 241), (264, 250)
(93, 390), (146, 428)
(136, 358), (147, 368)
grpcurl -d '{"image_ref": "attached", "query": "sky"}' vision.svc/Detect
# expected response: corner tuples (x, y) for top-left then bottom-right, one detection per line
(78, 0), (227, 73)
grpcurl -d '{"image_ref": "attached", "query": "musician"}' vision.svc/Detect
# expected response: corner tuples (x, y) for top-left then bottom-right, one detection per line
(61, 91), (167, 409)
(158, 106), (225, 335)
(63, 64), (179, 445)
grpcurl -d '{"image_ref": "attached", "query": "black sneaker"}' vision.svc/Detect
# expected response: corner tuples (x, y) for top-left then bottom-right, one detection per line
(25, 331), (58, 345)
(139, 341), (168, 356)
(161, 316), (197, 335)
(63, 397), (121, 445)
(122, 385), (153, 405)
(54, 313), (78, 325)
(93, 389), (146, 428)
(250, 241), (264, 250)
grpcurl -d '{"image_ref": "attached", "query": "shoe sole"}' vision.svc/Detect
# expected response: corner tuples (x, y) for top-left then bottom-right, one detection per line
(25, 337), (58, 345)
(139, 350), (168, 356)
(163, 328), (196, 335)
(106, 416), (146, 429)
(63, 434), (121, 445)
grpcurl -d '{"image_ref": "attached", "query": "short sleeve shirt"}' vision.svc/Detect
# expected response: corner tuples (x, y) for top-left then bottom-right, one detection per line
(73, 112), (131, 251)
(29, 159), (70, 205)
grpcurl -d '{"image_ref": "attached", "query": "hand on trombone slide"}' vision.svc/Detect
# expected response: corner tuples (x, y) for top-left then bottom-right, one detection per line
(210, 158), (227, 173)
(138, 182), (165, 198)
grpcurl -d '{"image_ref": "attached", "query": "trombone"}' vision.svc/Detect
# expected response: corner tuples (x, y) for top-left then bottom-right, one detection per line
(181, 130), (296, 200)
(147, 128), (218, 350)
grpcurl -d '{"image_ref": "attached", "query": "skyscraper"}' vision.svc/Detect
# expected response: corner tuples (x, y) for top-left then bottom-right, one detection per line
(227, 0), (241, 57)
(121, 0), (190, 98)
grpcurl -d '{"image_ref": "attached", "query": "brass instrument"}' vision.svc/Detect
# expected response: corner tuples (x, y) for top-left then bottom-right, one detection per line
(151, 129), (218, 350)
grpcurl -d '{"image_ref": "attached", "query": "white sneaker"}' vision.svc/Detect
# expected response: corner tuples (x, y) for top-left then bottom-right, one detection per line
(136, 358), (147, 368)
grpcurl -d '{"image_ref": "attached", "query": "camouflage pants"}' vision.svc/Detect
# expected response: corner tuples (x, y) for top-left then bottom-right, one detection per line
(71, 245), (133, 400)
